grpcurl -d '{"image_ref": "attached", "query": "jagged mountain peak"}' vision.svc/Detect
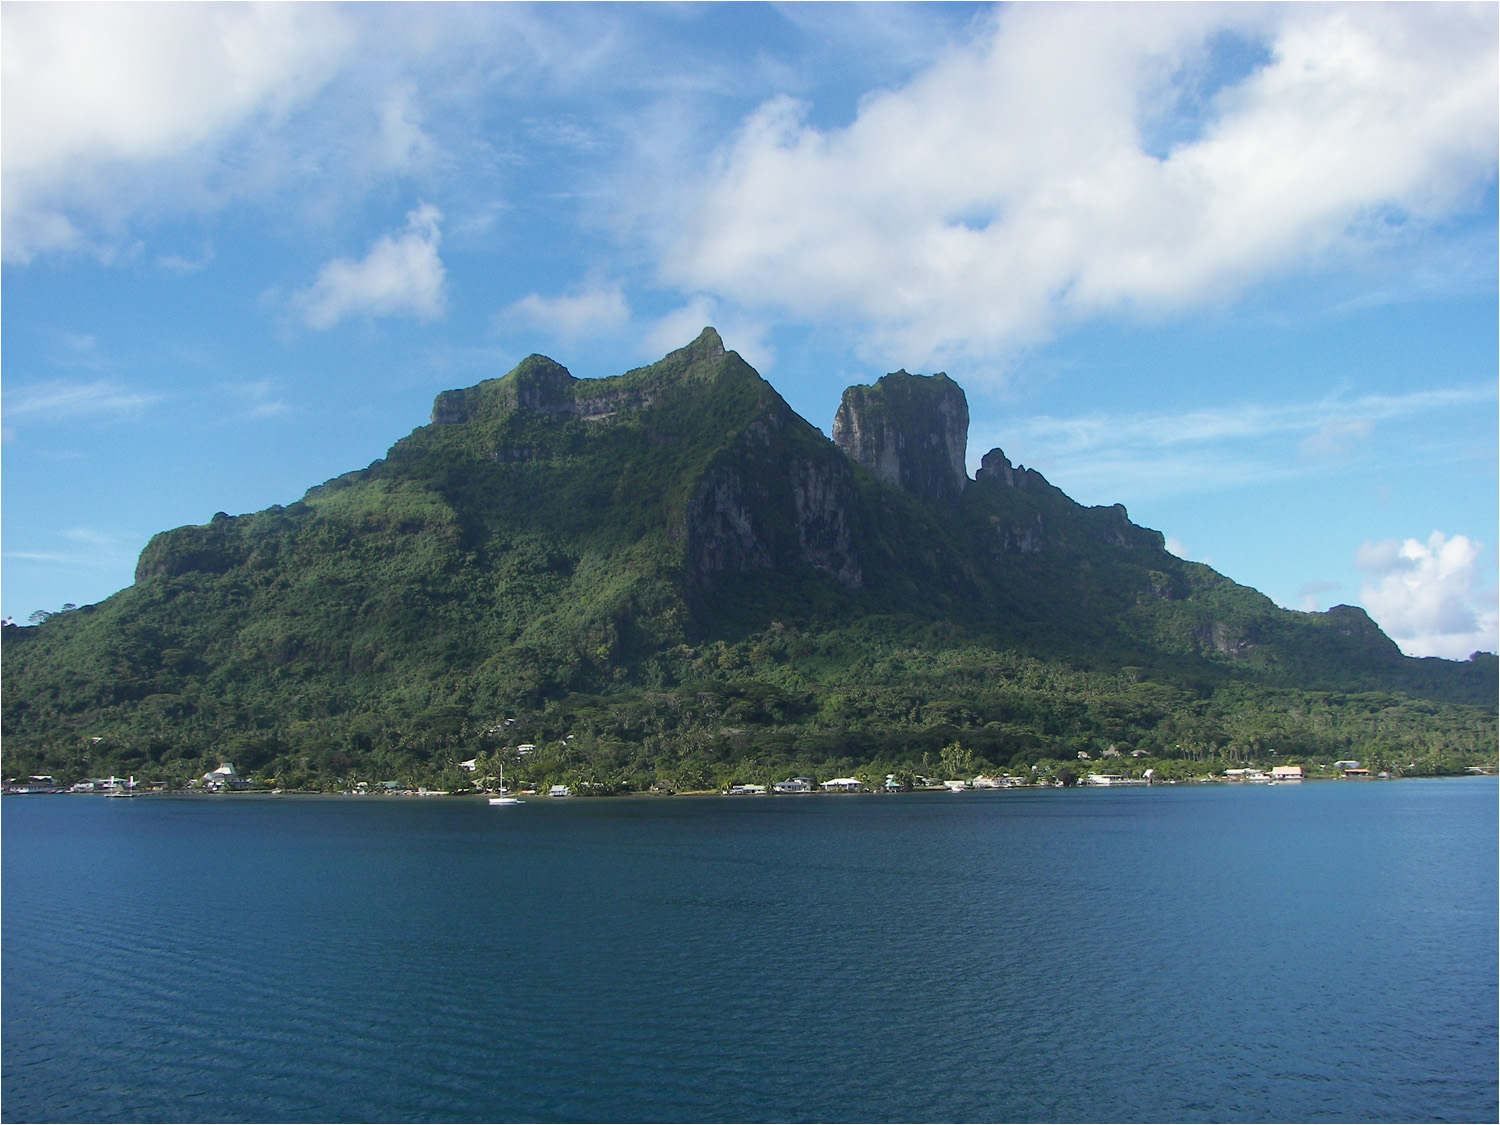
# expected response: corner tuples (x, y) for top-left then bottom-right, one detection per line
(833, 369), (969, 504)
(429, 327), (756, 431)
(6, 331), (1493, 793)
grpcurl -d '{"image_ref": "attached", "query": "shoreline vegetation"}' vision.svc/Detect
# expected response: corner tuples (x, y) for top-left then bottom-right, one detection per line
(6, 336), (1495, 796)
(5, 777), (1495, 803)
(8, 760), (1493, 799)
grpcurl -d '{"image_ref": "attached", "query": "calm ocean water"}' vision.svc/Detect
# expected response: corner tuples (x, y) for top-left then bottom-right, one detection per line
(3, 779), (1495, 1124)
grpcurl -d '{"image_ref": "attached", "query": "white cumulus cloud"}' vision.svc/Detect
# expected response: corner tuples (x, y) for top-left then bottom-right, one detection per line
(1, 2), (349, 263)
(294, 205), (447, 329)
(1357, 531), (1498, 660)
(665, 3), (1498, 371)
(505, 282), (631, 340)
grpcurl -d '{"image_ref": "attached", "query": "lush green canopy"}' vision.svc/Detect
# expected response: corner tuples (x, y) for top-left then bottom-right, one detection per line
(6, 332), (1493, 791)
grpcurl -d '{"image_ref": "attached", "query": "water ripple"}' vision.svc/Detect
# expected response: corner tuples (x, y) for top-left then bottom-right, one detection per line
(4, 784), (1496, 1123)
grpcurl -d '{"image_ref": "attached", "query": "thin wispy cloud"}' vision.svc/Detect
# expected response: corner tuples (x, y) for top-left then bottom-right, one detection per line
(227, 380), (290, 420)
(157, 247), (214, 274)
(4, 528), (142, 574)
(978, 384), (1496, 501)
(46, 331), (110, 370)
(1001, 386), (1494, 456)
(3, 380), (162, 420)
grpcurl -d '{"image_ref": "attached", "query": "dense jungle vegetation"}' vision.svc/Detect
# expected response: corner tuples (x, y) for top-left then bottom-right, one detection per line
(5, 331), (1494, 791)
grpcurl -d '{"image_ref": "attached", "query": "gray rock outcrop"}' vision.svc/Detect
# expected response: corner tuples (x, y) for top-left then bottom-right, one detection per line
(686, 412), (863, 590)
(832, 371), (968, 504)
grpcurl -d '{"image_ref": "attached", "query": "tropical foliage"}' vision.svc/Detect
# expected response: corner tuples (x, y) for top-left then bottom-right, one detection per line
(5, 331), (1494, 790)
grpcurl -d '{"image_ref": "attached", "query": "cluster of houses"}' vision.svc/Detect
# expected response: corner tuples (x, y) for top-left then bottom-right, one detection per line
(723, 765), (1334, 793)
(4, 775), (63, 794)
(970, 775), (1029, 789)
(727, 777), (864, 795)
(5, 752), (1472, 799)
(1220, 765), (1305, 783)
(3, 774), (154, 794)
(728, 774), (1041, 795)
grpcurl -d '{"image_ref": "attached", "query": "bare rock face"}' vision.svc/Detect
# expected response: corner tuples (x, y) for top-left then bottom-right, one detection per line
(975, 447), (1018, 487)
(974, 447), (1052, 492)
(832, 371), (969, 504)
(686, 414), (863, 590)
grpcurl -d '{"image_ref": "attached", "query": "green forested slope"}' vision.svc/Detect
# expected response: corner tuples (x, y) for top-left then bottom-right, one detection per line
(5, 330), (1494, 789)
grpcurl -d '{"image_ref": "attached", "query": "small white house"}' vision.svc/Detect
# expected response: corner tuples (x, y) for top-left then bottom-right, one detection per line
(548, 784), (572, 797)
(773, 778), (812, 793)
(459, 758), (478, 772)
(821, 778), (862, 792)
(202, 762), (249, 792)
(1271, 765), (1303, 781)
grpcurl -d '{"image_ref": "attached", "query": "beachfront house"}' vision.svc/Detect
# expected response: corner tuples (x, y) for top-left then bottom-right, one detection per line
(1224, 768), (1269, 781)
(203, 762), (250, 792)
(821, 778), (862, 792)
(773, 778), (812, 793)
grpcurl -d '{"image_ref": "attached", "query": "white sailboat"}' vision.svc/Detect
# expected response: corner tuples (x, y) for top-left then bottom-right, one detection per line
(488, 763), (522, 806)
(105, 775), (136, 798)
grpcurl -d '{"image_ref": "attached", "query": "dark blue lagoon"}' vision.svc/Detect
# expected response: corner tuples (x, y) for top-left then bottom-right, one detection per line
(4, 779), (1496, 1123)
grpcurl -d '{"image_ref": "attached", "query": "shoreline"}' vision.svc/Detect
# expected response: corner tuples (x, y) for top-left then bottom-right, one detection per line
(7, 772), (1494, 800)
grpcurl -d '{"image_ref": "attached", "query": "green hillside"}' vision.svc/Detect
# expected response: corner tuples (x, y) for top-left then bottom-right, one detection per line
(4, 330), (1494, 791)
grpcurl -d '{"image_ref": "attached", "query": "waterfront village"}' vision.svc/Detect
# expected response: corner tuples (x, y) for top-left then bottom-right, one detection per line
(7, 750), (1489, 797)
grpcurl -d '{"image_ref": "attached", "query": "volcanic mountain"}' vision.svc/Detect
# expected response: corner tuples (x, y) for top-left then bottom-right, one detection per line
(4, 329), (1493, 788)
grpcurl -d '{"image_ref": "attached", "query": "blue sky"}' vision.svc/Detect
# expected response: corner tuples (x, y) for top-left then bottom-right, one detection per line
(3, 2), (1497, 659)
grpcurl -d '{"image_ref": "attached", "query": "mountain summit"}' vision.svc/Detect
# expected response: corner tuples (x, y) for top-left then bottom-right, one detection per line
(4, 330), (1493, 789)
(833, 370), (969, 504)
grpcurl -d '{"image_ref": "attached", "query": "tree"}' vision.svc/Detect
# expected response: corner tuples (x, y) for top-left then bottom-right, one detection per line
(940, 741), (973, 779)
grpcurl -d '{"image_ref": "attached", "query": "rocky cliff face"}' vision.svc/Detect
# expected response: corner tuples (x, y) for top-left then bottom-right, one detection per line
(430, 356), (661, 427)
(832, 371), (969, 504)
(974, 447), (1057, 493)
(685, 410), (863, 589)
(428, 327), (864, 593)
